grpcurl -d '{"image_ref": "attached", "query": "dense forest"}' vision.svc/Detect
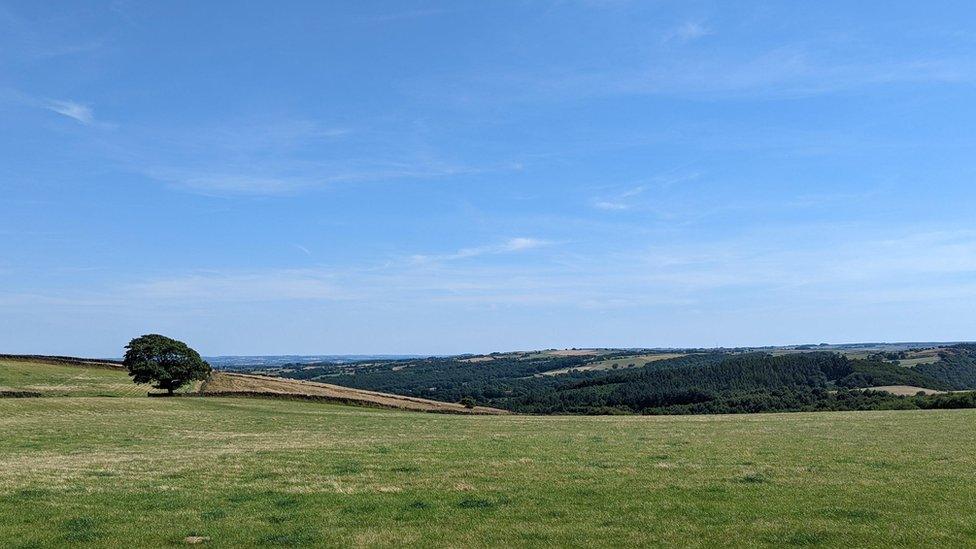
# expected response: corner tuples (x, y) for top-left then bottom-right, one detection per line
(264, 345), (976, 415)
(913, 344), (976, 390)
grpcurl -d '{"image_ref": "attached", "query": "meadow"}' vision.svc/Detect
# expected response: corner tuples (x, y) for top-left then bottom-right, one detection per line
(0, 358), (152, 397)
(3, 359), (976, 547)
(1, 398), (975, 546)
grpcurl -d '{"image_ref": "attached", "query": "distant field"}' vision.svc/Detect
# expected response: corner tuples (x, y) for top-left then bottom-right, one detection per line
(2, 397), (975, 547)
(540, 353), (687, 375)
(864, 385), (944, 396)
(545, 349), (605, 356)
(898, 356), (942, 367)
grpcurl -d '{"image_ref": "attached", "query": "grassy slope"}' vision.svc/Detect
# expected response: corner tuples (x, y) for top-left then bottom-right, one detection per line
(1, 396), (975, 547)
(0, 359), (150, 397)
(0, 359), (502, 413)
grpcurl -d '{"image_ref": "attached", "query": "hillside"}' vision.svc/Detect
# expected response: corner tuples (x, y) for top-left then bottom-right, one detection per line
(201, 371), (508, 414)
(262, 347), (976, 415)
(0, 358), (505, 414)
(0, 357), (151, 397)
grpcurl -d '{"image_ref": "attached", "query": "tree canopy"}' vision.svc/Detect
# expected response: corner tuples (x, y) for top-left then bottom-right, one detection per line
(123, 334), (211, 395)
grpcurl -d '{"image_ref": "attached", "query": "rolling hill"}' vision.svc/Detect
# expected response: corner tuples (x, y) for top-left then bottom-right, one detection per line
(0, 356), (505, 414)
(256, 346), (976, 415)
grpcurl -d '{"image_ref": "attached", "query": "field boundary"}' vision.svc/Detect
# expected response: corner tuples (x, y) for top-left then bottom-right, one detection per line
(0, 390), (43, 398)
(0, 354), (125, 370)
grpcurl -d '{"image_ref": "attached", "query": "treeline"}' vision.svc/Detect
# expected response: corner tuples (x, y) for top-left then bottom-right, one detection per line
(507, 352), (950, 414)
(914, 345), (976, 390)
(279, 351), (705, 404)
(271, 347), (976, 415)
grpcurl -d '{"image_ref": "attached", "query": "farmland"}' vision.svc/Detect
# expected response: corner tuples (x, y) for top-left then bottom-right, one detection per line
(2, 359), (976, 547)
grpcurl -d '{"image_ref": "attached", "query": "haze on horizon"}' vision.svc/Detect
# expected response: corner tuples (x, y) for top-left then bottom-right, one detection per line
(2, 1), (975, 357)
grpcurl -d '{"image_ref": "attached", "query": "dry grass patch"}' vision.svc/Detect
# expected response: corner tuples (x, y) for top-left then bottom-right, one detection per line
(201, 372), (508, 414)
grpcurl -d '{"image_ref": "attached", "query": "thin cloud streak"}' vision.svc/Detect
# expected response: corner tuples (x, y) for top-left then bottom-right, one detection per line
(87, 117), (505, 196)
(413, 49), (976, 105)
(662, 21), (711, 43)
(45, 99), (94, 124)
(411, 237), (550, 263)
(9, 227), (976, 312)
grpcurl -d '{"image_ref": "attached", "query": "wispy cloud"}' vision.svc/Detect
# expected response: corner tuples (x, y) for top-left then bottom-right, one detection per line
(108, 118), (499, 196)
(593, 186), (645, 211)
(372, 8), (454, 22)
(412, 47), (976, 105)
(45, 99), (94, 124)
(157, 160), (478, 196)
(591, 172), (700, 212)
(174, 175), (300, 196)
(663, 22), (711, 43)
(8, 226), (976, 318)
(593, 201), (630, 211)
(128, 270), (341, 302)
(411, 237), (550, 263)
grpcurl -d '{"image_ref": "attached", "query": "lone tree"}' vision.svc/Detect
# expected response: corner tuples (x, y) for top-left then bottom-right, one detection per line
(124, 334), (211, 395)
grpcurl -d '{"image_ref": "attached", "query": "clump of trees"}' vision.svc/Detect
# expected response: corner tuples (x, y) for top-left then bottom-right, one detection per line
(124, 334), (211, 395)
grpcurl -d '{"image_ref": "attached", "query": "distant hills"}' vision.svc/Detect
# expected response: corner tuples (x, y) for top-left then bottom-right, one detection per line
(204, 342), (971, 370)
(238, 343), (976, 415)
(206, 354), (426, 369)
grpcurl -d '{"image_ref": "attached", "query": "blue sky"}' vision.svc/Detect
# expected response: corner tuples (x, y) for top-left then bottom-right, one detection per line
(2, 1), (976, 356)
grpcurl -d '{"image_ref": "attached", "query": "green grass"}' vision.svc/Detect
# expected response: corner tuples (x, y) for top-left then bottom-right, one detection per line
(0, 359), (200, 397)
(2, 394), (975, 547)
(0, 359), (147, 397)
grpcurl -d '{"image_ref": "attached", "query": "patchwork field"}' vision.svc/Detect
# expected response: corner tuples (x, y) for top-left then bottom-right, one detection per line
(2, 359), (976, 547)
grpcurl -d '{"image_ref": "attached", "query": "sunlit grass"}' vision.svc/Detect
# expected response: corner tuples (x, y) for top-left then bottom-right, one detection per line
(1, 396), (975, 547)
(0, 359), (197, 397)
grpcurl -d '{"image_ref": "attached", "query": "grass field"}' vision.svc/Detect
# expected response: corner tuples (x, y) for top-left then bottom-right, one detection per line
(2, 360), (976, 547)
(898, 356), (942, 368)
(0, 359), (151, 397)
